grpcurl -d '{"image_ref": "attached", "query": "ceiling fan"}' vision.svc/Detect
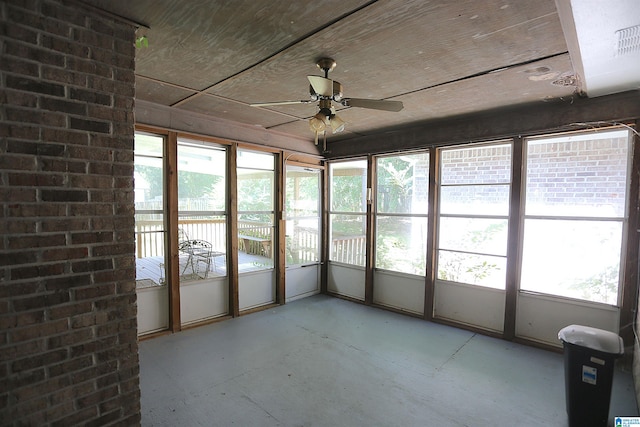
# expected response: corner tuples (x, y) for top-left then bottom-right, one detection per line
(250, 58), (403, 145)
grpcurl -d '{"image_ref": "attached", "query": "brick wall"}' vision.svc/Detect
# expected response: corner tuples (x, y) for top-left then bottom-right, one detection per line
(440, 144), (512, 210)
(1, 1), (140, 425)
(439, 137), (628, 215)
(526, 136), (628, 216)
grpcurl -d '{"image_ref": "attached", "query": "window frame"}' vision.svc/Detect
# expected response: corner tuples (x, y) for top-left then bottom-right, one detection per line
(374, 150), (430, 276)
(518, 127), (633, 306)
(436, 140), (513, 289)
(328, 159), (369, 266)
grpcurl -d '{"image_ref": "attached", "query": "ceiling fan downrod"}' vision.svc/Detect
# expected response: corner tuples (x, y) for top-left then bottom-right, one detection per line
(316, 58), (336, 78)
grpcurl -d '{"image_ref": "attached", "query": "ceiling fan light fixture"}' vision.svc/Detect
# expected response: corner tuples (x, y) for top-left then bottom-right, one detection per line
(330, 114), (345, 133)
(309, 113), (326, 133)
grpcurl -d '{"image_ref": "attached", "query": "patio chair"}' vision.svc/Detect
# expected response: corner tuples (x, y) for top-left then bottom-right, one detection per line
(179, 238), (214, 279)
(177, 227), (225, 279)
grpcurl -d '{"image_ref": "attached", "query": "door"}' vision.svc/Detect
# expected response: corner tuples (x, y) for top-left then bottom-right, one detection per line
(237, 149), (276, 311)
(177, 139), (229, 325)
(285, 165), (322, 301)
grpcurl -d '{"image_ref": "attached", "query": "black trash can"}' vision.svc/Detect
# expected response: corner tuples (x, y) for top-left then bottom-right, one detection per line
(558, 324), (624, 427)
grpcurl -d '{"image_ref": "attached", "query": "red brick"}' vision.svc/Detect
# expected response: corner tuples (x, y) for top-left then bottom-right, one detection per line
(47, 329), (94, 350)
(38, 158), (88, 173)
(40, 218), (90, 232)
(42, 247), (88, 262)
(41, 65), (88, 86)
(44, 401), (75, 424)
(13, 374), (71, 401)
(44, 274), (92, 291)
(5, 75), (65, 97)
(0, 251), (38, 268)
(48, 300), (93, 320)
(6, 368), (45, 390)
(92, 243), (132, 257)
(0, 153), (37, 171)
(12, 310), (46, 327)
(7, 203), (67, 218)
(4, 89), (38, 107)
(8, 234), (66, 250)
(41, 1), (87, 27)
(0, 339), (45, 363)
(11, 262), (66, 280)
(41, 189), (88, 202)
(8, 172), (65, 186)
(0, 55), (40, 77)
(41, 128), (89, 146)
(71, 259), (113, 276)
(51, 406), (98, 427)
(70, 231), (113, 245)
(9, 319), (68, 344)
(0, 187), (36, 202)
(47, 354), (94, 378)
(7, 396), (49, 424)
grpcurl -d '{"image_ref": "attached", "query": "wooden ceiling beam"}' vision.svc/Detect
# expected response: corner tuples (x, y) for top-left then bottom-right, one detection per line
(325, 90), (640, 158)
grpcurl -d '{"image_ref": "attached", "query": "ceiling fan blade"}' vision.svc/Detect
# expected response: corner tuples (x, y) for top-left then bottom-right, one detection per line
(250, 100), (313, 107)
(342, 98), (404, 112)
(307, 75), (333, 97)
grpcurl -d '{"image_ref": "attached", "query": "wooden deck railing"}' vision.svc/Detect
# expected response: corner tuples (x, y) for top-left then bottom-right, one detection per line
(331, 235), (366, 266)
(135, 219), (365, 265)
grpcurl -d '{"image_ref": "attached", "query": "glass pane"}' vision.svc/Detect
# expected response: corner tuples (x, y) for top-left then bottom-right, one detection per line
(134, 213), (165, 283)
(330, 214), (366, 266)
(441, 143), (511, 185)
(520, 219), (622, 304)
(134, 132), (163, 157)
(177, 142), (228, 280)
(330, 160), (367, 212)
(437, 141), (511, 290)
(135, 154), (163, 212)
(134, 133), (165, 287)
(439, 217), (508, 256)
(437, 250), (506, 289)
(238, 214), (274, 271)
(238, 149), (275, 272)
(286, 218), (319, 265)
(135, 133), (168, 334)
(525, 129), (629, 217)
(440, 184), (510, 215)
(237, 149), (274, 170)
(178, 142), (226, 211)
(286, 168), (320, 266)
(238, 169), (274, 212)
(286, 169), (319, 217)
(177, 215), (227, 278)
(377, 152), (429, 214)
(376, 216), (427, 275)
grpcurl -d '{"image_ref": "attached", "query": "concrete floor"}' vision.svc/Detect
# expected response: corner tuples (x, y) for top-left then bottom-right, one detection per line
(139, 295), (638, 426)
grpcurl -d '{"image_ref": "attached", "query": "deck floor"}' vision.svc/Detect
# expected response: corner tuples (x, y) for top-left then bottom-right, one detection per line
(136, 251), (272, 288)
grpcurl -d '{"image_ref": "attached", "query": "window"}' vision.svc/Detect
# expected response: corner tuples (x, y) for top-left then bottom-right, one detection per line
(134, 132), (166, 287)
(177, 140), (227, 280)
(520, 129), (631, 304)
(329, 160), (367, 266)
(437, 143), (512, 289)
(375, 152), (429, 275)
(237, 149), (275, 272)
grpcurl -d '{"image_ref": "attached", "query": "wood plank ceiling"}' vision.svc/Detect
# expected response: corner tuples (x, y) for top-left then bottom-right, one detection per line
(83, 0), (579, 148)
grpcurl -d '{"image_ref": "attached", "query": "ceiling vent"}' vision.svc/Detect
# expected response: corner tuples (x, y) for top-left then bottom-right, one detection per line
(616, 24), (640, 56)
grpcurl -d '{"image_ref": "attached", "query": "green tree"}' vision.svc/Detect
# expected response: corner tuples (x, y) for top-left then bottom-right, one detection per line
(378, 157), (414, 213)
